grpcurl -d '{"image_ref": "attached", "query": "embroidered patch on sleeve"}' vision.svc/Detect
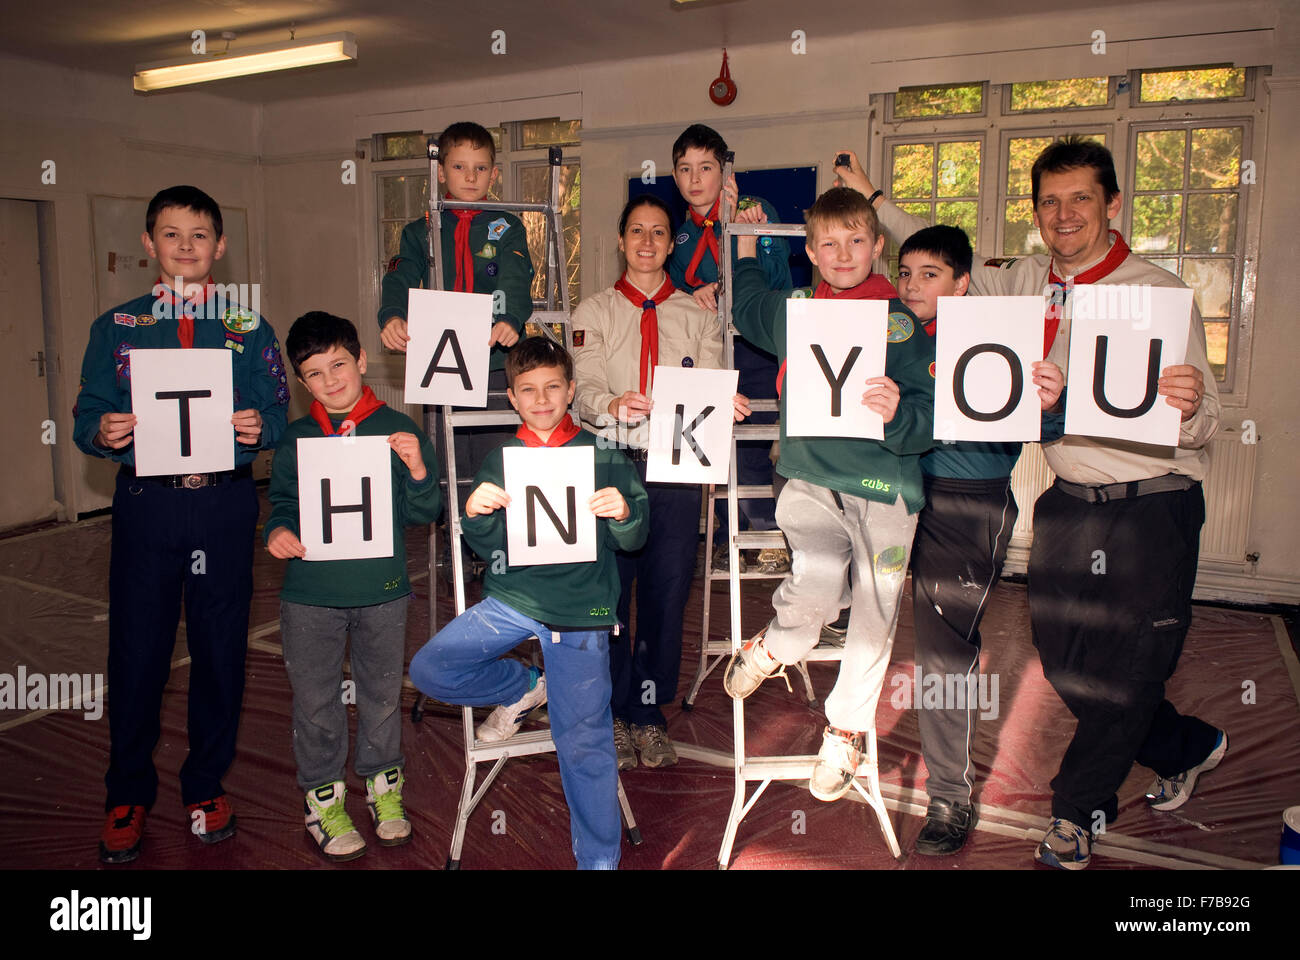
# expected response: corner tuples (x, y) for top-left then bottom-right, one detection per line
(386, 256), (403, 273)
(572, 330), (585, 347)
(983, 257), (1019, 269)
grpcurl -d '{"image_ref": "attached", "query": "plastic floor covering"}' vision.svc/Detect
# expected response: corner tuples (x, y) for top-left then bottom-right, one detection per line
(1, 493), (1298, 871)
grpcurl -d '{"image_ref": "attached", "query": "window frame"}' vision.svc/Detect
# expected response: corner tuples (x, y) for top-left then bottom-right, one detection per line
(1133, 65), (1256, 106)
(1001, 76), (1116, 115)
(1124, 116), (1254, 393)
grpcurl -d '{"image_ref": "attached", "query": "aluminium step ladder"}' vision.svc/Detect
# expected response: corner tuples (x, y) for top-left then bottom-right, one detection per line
(409, 139), (642, 868)
(701, 154), (901, 867)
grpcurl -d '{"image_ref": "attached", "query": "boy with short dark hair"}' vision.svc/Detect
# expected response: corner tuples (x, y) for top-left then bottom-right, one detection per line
(264, 312), (442, 862)
(74, 184), (289, 863)
(897, 226), (1063, 856)
(378, 121), (534, 363)
(669, 122), (790, 573)
(723, 186), (935, 801)
(408, 336), (647, 869)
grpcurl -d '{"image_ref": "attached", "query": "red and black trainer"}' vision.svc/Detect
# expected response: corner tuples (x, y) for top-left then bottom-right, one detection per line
(186, 796), (237, 845)
(99, 804), (147, 864)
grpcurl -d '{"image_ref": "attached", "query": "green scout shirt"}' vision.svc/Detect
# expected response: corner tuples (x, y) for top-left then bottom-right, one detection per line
(462, 430), (648, 630)
(378, 211), (535, 371)
(265, 405), (443, 608)
(730, 259), (936, 514)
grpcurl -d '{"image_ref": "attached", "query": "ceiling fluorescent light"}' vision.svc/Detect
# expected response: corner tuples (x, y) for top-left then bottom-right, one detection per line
(133, 32), (357, 92)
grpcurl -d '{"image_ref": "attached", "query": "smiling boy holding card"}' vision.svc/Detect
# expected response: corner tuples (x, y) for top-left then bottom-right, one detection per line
(264, 312), (442, 862)
(409, 336), (647, 869)
(723, 186), (935, 802)
(72, 185), (289, 864)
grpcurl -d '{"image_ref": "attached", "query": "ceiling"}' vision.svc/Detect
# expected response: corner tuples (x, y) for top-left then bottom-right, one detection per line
(0, 0), (1149, 103)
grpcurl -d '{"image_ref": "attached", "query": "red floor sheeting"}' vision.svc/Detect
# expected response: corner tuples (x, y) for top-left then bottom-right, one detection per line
(1, 495), (1298, 871)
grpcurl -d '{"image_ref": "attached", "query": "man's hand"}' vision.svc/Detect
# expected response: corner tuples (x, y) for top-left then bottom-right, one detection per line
(95, 412), (137, 450)
(388, 431), (427, 482)
(1032, 360), (1065, 411)
(608, 391), (652, 423)
(1158, 363), (1205, 422)
(862, 375), (901, 423)
(232, 408), (263, 446)
(489, 320), (520, 349)
(380, 317), (409, 352)
(589, 486), (629, 521)
(691, 282), (720, 312)
(833, 149), (876, 198)
(732, 393), (751, 422)
(466, 481), (510, 518)
(267, 526), (306, 559)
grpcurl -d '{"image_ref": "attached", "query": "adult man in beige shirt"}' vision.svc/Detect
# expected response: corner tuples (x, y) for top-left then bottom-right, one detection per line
(840, 137), (1226, 870)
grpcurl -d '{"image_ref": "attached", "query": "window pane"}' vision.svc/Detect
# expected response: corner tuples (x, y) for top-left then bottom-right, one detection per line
(1181, 259), (1233, 319)
(935, 201), (977, 246)
(377, 132), (425, 161)
(381, 220), (403, 263)
(1007, 137), (1052, 195)
(1010, 77), (1109, 111)
(891, 143), (934, 199)
(381, 177), (408, 219)
(1189, 127), (1243, 188)
(1185, 193), (1238, 254)
(1147, 257), (1180, 275)
(1140, 66), (1246, 103)
(1204, 321), (1229, 379)
(1131, 194), (1183, 252)
(1135, 130), (1186, 191)
(1003, 199), (1046, 255)
(937, 141), (980, 197)
(519, 162), (581, 306)
(897, 202), (933, 222)
(894, 82), (983, 118)
(521, 119), (581, 148)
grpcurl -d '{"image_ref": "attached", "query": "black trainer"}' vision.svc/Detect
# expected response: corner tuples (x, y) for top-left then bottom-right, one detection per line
(914, 797), (977, 856)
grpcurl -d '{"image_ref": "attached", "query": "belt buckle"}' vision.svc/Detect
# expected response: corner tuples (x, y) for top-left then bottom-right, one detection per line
(182, 473), (206, 489)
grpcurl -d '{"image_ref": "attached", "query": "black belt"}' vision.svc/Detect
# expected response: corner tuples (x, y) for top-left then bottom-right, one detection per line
(123, 464), (253, 489)
(1054, 474), (1195, 503)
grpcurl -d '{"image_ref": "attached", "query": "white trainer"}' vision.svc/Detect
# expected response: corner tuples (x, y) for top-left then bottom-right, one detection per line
(476, 672), (547, 742)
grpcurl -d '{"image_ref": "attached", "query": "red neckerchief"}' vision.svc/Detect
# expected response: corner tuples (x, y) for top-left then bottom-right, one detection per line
(155, 275), (214, 349)
(684, 197), (721, 288)
(614, 273), (676, 394)
(516, 413), (581, 447)
(444, 195), (482, 293)
(776, 273), (899, 395)
(1044, 229), (1130, 355)
(308, 385), (386, 437)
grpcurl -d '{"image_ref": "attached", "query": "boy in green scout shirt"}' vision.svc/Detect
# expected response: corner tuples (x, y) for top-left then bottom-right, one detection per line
(722, 187), (936, 802)
(409, 336), (647, 869)
(265, 312), (442, 862)
(378, 120), (534, 366)
(74, 185), (289, 864)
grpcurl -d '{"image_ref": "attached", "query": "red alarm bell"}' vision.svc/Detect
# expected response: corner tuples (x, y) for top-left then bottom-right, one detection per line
(710, 48), (737, 106)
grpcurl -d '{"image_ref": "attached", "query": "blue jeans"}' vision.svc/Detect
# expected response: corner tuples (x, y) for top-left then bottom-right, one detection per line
(409, 596), (620, 869)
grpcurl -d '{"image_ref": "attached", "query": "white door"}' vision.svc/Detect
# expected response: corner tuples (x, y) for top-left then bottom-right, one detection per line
(0, 198), (57, 530)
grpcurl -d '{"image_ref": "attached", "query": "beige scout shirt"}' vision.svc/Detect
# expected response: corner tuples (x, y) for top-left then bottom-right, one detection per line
(875, 201), (1220, 485)
(571, 280), (724, 450)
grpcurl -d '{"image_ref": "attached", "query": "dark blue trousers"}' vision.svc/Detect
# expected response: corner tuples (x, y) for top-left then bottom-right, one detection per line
(105, 468), (257, 810)
(611, 462), (700, 728)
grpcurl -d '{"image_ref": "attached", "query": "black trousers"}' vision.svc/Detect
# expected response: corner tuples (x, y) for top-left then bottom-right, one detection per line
(611, 462), (701, 728)
(106, 468), (258, 810)
(910, 476), (1017, 804)
(1028, 481), (1219, 828)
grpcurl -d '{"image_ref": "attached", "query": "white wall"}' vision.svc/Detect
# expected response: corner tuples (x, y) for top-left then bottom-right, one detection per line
(3, 0), (1296, 600)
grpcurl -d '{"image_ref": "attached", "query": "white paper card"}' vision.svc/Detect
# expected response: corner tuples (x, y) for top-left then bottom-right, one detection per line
(296, 435), (395, 561)
(503, 446), (596, 566)
(645, 366), (739, 484)
(403, 288), (493, 407)
(1064, 285), (1192, 446)
(933, 296), (1044, 442)
(784, 298), (888, 439)
(129, 348), (234, 476)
